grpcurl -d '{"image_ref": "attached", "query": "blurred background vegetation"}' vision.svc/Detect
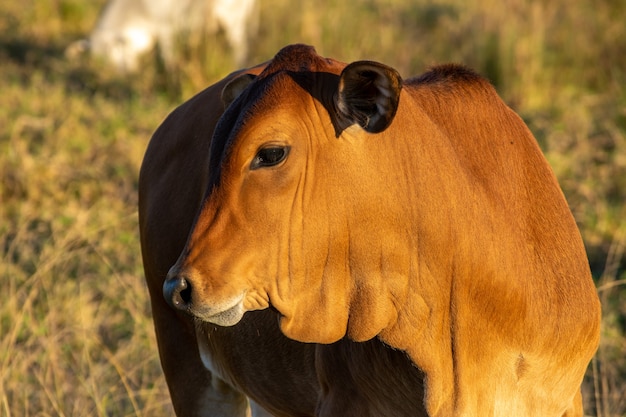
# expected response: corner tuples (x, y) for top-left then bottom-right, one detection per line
(0, 0), (624, 415)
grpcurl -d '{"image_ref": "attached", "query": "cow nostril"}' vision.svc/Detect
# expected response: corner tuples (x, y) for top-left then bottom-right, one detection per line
(163, 273), (193, 311)
(179, 281), (192, 305)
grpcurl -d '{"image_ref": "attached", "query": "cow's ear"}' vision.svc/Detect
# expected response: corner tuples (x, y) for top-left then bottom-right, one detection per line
(336, 61), (402, 133)
(221, 73), (256, 109)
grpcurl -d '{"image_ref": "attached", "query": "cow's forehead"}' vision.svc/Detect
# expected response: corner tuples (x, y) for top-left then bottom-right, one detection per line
(259, 44), (344, 76)
(249, 45), (345, 110)
(248, 44), (346, 111)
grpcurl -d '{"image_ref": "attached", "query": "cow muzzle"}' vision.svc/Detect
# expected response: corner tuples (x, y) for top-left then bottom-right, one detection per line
(163, 266), (246, 326)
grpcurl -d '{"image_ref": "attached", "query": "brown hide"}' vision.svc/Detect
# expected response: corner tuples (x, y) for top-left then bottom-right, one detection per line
(142, 44), (601, 416)
(139, 56), (429, 417)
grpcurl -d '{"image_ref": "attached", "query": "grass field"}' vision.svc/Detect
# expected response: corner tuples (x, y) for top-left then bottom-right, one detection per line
(1, 0), (624, 416)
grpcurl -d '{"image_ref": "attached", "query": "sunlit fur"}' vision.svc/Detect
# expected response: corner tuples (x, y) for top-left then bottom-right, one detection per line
(141, 44), (601, 416)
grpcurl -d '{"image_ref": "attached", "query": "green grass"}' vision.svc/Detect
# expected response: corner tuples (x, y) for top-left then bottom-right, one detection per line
(1, 0), (625, 416)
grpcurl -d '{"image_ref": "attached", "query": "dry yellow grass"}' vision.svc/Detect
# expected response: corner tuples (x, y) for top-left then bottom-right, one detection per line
(1, 0), (624, 415)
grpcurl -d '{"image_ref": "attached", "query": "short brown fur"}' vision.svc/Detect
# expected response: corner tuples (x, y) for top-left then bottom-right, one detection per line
(140, 44), (601, 416)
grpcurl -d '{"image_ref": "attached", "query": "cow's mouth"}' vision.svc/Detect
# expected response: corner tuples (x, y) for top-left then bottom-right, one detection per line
(192, 294), (245, 327)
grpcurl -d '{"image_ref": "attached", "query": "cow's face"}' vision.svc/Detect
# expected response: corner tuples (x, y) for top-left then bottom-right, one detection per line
(165, 45), (405, 343)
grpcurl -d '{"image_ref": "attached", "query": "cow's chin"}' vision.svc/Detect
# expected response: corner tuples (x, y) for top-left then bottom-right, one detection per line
(193, 296), (245, 327)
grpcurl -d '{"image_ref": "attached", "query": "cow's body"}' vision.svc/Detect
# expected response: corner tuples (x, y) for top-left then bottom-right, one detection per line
(70, 0), (257, 72)
(140, 45), (601, 416)
(139, 61), (425, 417)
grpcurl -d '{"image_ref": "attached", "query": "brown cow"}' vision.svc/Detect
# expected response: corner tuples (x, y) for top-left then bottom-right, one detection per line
(140, 44), (601, 416)
(139, 54), (424, 417)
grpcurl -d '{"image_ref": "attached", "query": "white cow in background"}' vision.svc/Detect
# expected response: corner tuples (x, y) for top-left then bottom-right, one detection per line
(68, 0), (258, 72)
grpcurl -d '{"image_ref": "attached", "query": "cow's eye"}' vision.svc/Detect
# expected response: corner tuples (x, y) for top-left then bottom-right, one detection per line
(250, 146), (290, 169)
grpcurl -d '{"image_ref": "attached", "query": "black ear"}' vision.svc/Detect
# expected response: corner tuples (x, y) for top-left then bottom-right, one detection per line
(221, 73), (257, 109)
(336, 61), (402, 133)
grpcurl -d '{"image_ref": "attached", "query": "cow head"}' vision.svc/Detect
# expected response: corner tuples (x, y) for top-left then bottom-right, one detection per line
(164, 45), (408, 343)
